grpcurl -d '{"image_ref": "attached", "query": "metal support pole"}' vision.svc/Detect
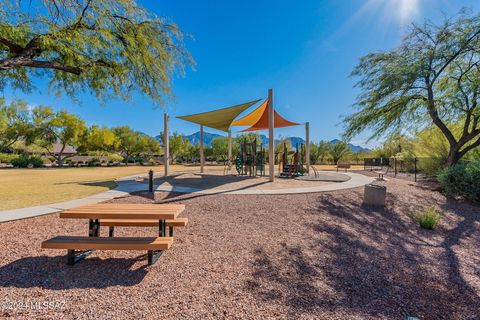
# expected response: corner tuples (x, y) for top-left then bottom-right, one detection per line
(227, 130), (232, 170)
(163, 113), (169, 176)
(305, 122), (310, 174)
(268, 89), (275, 182)
(200, 125), (205, 173)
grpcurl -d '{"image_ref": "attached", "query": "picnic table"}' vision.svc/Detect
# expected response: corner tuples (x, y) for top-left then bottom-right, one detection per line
(42, 203), (186, 265)
(60, 203), (185, 237)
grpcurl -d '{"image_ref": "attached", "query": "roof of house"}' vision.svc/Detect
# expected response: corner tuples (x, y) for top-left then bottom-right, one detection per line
(52, 143), (77, 155)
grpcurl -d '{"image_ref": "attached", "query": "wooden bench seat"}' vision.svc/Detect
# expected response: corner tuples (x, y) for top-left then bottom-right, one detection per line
(336, 163), (351, 172)
(375, 167), (390, 180)
(99, 218), (188, 237)
(42, 236), (173, 265)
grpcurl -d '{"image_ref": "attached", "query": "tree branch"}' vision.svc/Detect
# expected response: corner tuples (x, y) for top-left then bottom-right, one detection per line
(459, 135), (480, 158)
(0, 37), (23, 54)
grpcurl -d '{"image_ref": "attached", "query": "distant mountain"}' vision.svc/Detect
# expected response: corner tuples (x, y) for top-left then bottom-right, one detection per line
(329, 139), (371, 153)
(155, 131), (370, 152)
(183, 131), (223, 146)
(258, 135), (305, 147)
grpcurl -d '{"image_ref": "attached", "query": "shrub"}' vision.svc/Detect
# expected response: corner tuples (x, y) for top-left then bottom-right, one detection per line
(0, 153), (20, 163)
(11, 155), (44, 168)
(87, 157), (101, 167)
(413, 207), (442, 230)
(438, 160), (480, 203)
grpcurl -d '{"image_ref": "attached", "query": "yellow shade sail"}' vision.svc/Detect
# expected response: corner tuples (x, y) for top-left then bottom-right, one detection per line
(176, 99), (261, 132)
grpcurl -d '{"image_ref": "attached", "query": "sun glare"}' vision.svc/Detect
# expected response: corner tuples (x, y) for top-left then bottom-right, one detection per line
(397, 0), (420, 25)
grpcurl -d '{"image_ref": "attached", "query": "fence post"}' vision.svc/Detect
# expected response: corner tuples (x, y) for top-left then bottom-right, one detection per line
(414, 157), (417, 182)
(148, 170), (154, 193)
(394, 157), (398, 177)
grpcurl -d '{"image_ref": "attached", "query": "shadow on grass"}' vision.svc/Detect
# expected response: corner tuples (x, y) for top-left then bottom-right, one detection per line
(0, 254), (150, 289)
(245, 190), (480, 319)
(54, 180), (117, 189)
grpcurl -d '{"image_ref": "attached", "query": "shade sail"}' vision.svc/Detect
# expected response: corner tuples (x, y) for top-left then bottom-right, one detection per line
(230, 99), (268, 126)
(233, 99), (300, 132)
(177, 99), (261, 132)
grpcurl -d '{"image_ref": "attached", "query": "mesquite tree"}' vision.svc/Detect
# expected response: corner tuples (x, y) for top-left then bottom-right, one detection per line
(344, 11), (480, 165)
(0, 0), (193, 104)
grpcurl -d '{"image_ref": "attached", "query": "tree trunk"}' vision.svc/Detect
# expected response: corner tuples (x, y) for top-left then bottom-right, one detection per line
(446, 147), (461, 166)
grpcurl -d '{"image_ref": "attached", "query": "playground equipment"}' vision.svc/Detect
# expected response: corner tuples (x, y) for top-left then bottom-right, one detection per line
(235, 138), (266, 177)
(279, 142), (306, 178)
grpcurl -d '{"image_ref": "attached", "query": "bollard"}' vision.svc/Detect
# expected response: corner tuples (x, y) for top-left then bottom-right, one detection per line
(148, 170), (154, 193)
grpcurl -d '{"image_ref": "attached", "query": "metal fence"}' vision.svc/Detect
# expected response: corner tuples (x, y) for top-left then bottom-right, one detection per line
(363, 157), (447, 182)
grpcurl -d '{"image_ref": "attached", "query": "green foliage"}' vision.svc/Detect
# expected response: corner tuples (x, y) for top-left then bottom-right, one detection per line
(310, 140), (331, 164)
(413, 207), (442, 230)
(438, 160), (480, 203)
(211, 137), (229, 162)
(87, 157), (101, 167)
(80, 126), (119, 152)
(11, 155), (44, 168)
(0, 0), (193, 104)
(31, 106), (87, 165)
(235, 133), (261, 146)
(330, 141), (350, 164)
(0, 99), (31, 150)
(343, 11), (480, 165)
(107, 153), (124, 163)
(168, 132), (190, 163)
(0, 153), (19, 163)
(112, 126), (160, 162)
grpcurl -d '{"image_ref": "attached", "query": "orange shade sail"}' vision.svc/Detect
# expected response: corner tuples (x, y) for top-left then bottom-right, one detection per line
(230, 99), (268, 126)
(232, 98), (299, 132)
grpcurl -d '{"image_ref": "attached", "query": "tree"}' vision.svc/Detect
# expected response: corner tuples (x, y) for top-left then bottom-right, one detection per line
(163, 132), (190, 164)
(138, 135), (161, 161)
(112, 126), (150, 163)
(0, 0), (193, 104)
(310, 140), (331, 164)
(344, 11), (480, 165)
(235, 133), (261, 146)
(32, 107), (87, 165)
(80, 125), (119, 153)
(330, 141), (350, 164)
(211, 137), (229, 162)
(0, 99), (31, 151)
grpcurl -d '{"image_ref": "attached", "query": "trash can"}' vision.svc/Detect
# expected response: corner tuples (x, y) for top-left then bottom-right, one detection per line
(363, 184), (386, 207)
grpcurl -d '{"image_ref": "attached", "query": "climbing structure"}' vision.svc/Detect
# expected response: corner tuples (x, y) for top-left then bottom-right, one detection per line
(279, 142), (306, 178)
(235, 138), (266, 177)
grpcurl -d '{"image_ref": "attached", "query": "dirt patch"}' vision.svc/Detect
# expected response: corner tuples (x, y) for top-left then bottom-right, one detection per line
(0, 174), (479, 319)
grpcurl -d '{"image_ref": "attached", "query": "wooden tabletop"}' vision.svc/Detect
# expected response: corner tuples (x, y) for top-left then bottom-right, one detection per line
(59, 203), (185, 220)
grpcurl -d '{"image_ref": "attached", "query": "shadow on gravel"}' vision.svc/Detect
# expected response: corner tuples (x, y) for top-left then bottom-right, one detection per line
(0, 255), (149, 289)
(246, 190), (480, 319)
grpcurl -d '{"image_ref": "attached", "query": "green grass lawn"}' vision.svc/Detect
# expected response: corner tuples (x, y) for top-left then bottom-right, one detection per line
(0, 166), (168, 210)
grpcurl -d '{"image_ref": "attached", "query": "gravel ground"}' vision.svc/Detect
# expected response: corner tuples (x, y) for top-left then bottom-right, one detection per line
(0, 172), (479, 319)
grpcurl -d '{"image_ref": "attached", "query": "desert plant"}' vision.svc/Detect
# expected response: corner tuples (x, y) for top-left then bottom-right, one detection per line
(0, 153), (20, 164)
(11, 155), (44, 168)
(438, 160), (480, 203)
(413, 207), (442, 230)
(87, 157), (101, 167)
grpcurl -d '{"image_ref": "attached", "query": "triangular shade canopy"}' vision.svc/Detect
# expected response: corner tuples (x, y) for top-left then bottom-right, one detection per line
(232, 99), (300, 132)
(230, 99), (268, 126)
(177, 99), (261, 132)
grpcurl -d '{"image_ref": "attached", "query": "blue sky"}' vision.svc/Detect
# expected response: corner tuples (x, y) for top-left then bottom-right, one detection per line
(3, 0), (479, 146)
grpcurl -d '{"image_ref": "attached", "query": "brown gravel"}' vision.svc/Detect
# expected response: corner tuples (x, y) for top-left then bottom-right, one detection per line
(0, 172), (479, 319)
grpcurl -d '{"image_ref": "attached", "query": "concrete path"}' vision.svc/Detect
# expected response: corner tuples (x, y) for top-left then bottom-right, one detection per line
(152, 171), (374, 195)
(0, 171), (374, 222)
